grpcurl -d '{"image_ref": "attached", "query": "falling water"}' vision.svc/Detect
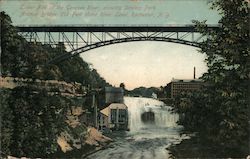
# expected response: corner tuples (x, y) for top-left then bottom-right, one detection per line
(86, 97), (187, 159)
(125, 97), (179, 131)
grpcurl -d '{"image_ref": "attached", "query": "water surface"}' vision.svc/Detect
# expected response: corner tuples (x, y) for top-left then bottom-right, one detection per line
(86, 97), (188, 159)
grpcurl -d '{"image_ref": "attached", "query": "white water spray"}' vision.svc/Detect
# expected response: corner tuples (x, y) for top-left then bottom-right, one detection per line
(124, 97), (179, 132)
(87, 97), (187, 159)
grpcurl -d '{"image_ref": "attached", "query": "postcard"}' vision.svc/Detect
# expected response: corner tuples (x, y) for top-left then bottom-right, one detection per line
(0, 0), (249, 158)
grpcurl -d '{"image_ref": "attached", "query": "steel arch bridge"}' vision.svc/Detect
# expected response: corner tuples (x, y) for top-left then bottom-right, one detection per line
(16, 25), (219, 63)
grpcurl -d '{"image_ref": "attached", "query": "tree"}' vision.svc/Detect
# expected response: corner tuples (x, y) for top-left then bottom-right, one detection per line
(0, 89), (14, 156)
(1, 12), (27, 77)
(119, 83), (125, 89)
(8, 86), (66, 157)
(1, 11), (110, 88)
(174, 0), (249, 157)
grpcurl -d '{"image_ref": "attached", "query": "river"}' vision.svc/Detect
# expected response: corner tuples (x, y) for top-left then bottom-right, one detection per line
(86, 97), (189, 159)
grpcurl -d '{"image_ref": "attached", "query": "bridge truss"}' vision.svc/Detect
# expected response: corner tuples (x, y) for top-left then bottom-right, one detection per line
(17, 25), (218, 63)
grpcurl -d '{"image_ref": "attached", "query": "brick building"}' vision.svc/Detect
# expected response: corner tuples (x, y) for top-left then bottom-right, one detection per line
(169, 79), (203, 98)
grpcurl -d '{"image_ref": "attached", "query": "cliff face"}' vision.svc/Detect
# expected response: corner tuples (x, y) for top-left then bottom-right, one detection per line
(0, 77), (87, 96)
(2, 90), (111, 158)
(85, 127), (112, 147)
(57, 106), (87, 153)
(57, 106), (112, 154)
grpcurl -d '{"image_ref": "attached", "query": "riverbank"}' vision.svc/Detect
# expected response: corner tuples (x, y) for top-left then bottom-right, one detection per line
(50, 142), (112, 158)
(53, 127), (113, 158)
(5, 127), (113, 159)
(167, 134), (249, 158)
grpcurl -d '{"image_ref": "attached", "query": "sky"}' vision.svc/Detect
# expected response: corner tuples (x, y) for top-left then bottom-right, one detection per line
(1, 0), (221, 90)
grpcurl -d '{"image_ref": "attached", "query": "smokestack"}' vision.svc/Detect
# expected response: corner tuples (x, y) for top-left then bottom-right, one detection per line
(194, 67), (196, 79)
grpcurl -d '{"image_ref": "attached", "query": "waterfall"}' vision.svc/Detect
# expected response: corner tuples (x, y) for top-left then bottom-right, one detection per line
(87, 96), (185, 159)
(124, 97), (179, 132)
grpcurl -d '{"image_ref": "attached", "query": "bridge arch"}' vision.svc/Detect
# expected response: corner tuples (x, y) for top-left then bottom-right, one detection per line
(16, 25), (218, 64)
(50, 36), (200, 63)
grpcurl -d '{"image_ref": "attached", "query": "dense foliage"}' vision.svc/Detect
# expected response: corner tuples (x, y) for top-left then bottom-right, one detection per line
(173, 0), (249, 157)
(0, 86), (88, 157)
(0, 11), (109, 157)
(8, 87), (67, 157)
(0, 89), (13, 156)
(0, 11), (110, 88)
(127, 86), (163, 98)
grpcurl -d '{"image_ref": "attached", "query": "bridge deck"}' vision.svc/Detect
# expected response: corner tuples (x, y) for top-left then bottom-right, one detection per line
(16, 25), (219, 32)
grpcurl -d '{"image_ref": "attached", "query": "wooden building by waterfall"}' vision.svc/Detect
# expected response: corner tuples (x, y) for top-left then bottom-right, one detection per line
(98, 87), (128, 131)
(99, 103), (128, 131)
